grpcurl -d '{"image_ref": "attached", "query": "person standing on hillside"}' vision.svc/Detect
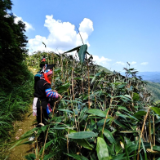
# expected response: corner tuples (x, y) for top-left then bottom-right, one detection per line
(34, 69), (62, 125)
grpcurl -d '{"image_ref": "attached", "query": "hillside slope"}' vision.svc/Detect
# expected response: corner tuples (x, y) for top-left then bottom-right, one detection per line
(146, 81), (160, 101)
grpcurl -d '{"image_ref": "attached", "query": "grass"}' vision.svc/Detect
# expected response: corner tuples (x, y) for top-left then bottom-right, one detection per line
(0, 68), (34, 159)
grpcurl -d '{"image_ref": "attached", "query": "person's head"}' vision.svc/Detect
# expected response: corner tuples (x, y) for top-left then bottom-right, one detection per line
(47, 74), (53, 82)
(44, 69), (53, 83)
(40, 56), (47, 69)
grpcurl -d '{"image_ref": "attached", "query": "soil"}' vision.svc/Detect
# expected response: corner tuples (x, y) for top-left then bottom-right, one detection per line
(8, 105), (36, 159)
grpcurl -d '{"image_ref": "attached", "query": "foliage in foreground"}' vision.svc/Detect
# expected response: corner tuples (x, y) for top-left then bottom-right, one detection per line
(16, 50), (160, 160)
(0, 69), (34, 159)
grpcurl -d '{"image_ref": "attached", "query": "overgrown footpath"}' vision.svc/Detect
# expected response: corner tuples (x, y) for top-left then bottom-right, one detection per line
(0, 68), (34, 159)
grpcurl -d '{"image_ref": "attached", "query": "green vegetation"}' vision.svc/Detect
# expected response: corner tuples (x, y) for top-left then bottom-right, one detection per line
(12, 50), (160, 160)
(146, 81), (160, 101)
(1, 1), (160, 160)
(0, 1), (34, 159)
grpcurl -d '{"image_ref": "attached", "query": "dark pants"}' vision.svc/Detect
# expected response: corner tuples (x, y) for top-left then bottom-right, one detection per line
(37, 106), (49, 125)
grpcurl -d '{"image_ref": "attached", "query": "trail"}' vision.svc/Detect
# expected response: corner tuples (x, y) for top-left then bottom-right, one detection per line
(8, 67), (38, 160)
(8, 106), (36, 160)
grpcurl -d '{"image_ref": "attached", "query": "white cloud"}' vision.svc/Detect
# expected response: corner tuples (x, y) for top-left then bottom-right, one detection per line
(14, 16), (34, 31)
(93, 55), (111, 65)
(116, 61), (125, 65)
(79, 18), (94, 35)
(141, 62), (148, 65)
(129, 61), (136, 65)
(28, 15), (94, 54)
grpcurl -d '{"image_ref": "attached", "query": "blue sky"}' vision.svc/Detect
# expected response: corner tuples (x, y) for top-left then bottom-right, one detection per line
(11, 0), (160, 72)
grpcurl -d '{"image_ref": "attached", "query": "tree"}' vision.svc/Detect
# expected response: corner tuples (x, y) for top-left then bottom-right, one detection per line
(0, 0), (28, 91)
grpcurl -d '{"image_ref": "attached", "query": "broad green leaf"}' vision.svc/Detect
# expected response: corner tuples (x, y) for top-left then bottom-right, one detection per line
(66, 153), (88, 160)
(96, 137), (110, 160)
(118, 106), (130, 113)
(115, 141), (123, 154)
(103, 129), (116, 144)
(133, 111), (146, 119)
(112, 153), (125, 160)
(39, 140), (54, 155)
(53, 126), (66, 129)
(116, 112), (129, 119)
(87, 109), (106, 117)
(64, 45), (81, 53)
(78, 44), (88, 63)
(153, 145), (160, 151)
(58, 109), (73, 113)
(97, 119), (110, 126)
(133, 92), (140, 101)
(66, 131), (98, 139)
(91, 71), (103, 84)
(114, 119), (126, 128)
(151, 107), (160, 115)
(75, 139), (94, 150)
(43, 151), (55, 160)
(56, 83), (70, 94)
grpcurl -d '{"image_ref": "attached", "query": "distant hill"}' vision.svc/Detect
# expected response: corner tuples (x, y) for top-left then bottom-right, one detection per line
(145, 81), (160, 101)
(100, 67), (160, 101)
(137, 72), (160, 83)
(96, 65), (112, 73)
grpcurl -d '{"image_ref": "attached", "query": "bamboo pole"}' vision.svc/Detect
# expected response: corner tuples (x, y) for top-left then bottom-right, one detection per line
(52, 54), (55, 88)
(153, 113), (155, 160)
(72, 61), (75, 101)
(148, 115), (152, 149)
(137, 107), (150, 160)
(41, 127), (49, 159)
(102, 96), (113, 134)
(60, 54), (63, 82)
(87, 61), (90, 109)
(95, 95), (97, 123)
(47, 53), (49, 64)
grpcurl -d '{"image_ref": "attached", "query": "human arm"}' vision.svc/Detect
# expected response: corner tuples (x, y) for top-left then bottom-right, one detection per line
(45, 88), (59, 99)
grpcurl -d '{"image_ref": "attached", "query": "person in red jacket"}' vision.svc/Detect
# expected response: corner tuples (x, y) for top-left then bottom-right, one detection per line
(34, 69), (61, 125)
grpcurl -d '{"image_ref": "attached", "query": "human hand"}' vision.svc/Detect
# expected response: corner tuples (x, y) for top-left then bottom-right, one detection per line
(58, 94), (62, 100)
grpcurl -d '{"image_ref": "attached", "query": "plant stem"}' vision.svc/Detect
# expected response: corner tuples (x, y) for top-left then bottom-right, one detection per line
(42, 127), (49, 159)
(87, 61), (90, 109)
(52, 54), (55, 88)
(137, 107), (150, 160)
(153, 113), (155, 160)
(102, 97), (113, 134)
(67, 129), (70, 160)
(72, 63), (75, 100)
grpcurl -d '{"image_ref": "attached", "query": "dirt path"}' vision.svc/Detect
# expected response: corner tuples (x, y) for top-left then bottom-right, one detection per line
(7, 67), (38, 159)
(8, 106), (36, 160)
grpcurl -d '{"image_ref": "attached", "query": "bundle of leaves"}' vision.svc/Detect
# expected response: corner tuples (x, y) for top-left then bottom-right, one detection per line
(17, 48), (160, 160)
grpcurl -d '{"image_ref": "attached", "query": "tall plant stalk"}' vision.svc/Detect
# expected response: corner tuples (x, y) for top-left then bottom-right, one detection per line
(41, 127), (49, 159)
(153, 113), (155, 160)
(102, 96), (113, 134)
(137, 108), (150, 160)
(52, 54), (55, 88)
(72, 61), (75, 101)
(87, 61), (90, 109)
